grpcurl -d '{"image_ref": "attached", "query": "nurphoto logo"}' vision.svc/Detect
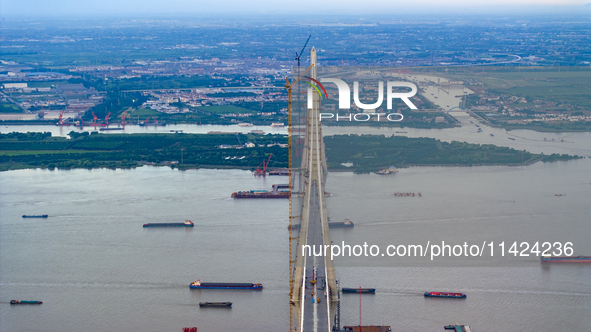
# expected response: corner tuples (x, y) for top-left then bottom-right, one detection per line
(306, 78), (418, 122)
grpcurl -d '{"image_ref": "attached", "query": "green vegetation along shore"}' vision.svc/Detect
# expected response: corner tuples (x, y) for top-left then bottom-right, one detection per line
(324, 134), (581, 173)
(0, 132), (287, 171)
(0, 132), (581, 172)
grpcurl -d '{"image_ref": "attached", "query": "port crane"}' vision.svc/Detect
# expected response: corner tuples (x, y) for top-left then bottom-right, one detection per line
(92, 111), (98, 124)
(105, 112), (111, 126)
(121, 110), (128, 127)
(254, 153), (273, 176)
(58, 110), (65, 125)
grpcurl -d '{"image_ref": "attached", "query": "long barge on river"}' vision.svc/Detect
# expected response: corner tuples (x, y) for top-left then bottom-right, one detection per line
(190, 279), (262, 290)
(199, 302), (232, 307)
(143, 220), (194, 228)
(11, 300), (43, 304)
(425, 292), (466, 298)
(22, 215), (48, 218)
(541, 255), (591, 263)
(232, 184), (290, 199)
(342, 288), (375, 294)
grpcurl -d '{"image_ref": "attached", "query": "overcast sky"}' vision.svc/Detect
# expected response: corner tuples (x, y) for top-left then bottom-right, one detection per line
(2, 0), (590, 17)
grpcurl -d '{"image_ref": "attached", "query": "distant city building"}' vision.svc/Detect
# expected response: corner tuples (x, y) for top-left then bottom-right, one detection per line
(3, 83), (27, 89)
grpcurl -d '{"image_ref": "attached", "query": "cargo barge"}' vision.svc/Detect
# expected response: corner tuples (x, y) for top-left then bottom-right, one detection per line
(99, 127), (124, 131)
(444, 324), (472, 332)
(289, 218), (354, 230)
(342, 288), (375, 294)
(232, 191), (290, 198)
(199, 302), (232, 307)
(425, 292), (466, 298)
(269, 168), (289, 176)
(190, 280), (262, 290)
(541, 255), (591, 263)
(232, 184), (290, 199)
(22, 215), (48, 218)
(10, 300), (43, 304)
(143, 220), (194, 228)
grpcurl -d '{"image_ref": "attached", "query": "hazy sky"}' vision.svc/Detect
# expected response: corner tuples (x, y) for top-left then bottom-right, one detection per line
(1, 0), (590, 17)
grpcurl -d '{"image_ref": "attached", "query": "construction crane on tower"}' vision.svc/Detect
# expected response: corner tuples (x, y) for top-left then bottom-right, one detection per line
(294, 35), (311, 68)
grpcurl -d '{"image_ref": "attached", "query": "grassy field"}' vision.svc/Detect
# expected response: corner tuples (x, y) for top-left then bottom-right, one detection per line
(442, 67), (591, 108)
(0, 103), (22, 113)
(0, 149), (105, 156)
(129, 108), (161, 117)
(197, 105), (255, 114)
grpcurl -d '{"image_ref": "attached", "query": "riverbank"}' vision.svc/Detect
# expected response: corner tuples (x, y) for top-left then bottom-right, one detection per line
(2, 131), (582, 173)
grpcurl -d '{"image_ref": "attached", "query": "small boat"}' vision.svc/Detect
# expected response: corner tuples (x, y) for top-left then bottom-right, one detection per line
(490, 134), (494, 137)
(199, 302), (232, 307)
(22, 215), (48, 218)
(342, 288), (375, 294)
(508, 137), (515, 140)
(376, 167), (398, 175)
(10, 300), (43, 304)
(554, 194), (564, 197)
(424, 292), (466, 298)
(444, 324), (472, 331)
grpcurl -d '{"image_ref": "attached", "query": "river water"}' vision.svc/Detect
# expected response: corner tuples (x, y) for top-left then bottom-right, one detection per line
(327, 159), (591, 331)
(0, 168), (289, 332)
(1, 122), (590, 331)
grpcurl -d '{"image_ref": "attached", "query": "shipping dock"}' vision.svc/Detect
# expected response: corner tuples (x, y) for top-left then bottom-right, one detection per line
(22, 215), (48, 218)
(143, 220), (194, 228)
(10, 300), (43, 305)
(199, 302), (232, 307)
(541, 255), (591, 263)
(190, 280), (262, 290)
(425, 292), (466, 298)
(342, 288), (375, 294)
(231, 184), (290, 199)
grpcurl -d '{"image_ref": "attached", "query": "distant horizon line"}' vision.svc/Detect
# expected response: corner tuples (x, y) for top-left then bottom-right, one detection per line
(2, 4), (591, 19)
